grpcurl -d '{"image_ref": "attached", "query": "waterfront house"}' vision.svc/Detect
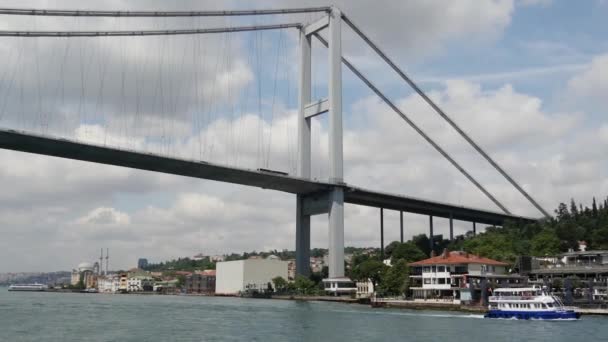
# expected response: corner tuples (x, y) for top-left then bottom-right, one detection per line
(185, 270), (216, 294)
(356, 279), (375, 299)
(409, 250), (523, 304)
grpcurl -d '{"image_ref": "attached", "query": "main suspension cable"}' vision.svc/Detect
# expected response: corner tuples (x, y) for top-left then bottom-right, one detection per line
(0, 7), (330, 17)
(341, 13), (550, 218)
(314, 33), (512, 215)
(0, 23), (302, 37)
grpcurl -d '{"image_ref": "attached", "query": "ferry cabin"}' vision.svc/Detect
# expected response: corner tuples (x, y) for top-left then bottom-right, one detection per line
(489, 287), (561, 311)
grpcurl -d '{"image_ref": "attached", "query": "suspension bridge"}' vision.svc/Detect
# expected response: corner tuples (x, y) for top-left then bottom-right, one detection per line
(0, 6), (545, 281)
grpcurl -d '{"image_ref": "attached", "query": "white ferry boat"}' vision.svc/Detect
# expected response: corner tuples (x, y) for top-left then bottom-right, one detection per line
(485, 285), (580, 320)
(8, 283), (48, 292)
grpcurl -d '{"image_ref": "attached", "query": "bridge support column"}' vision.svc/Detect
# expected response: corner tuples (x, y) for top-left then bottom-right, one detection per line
(380, 208), (384, 259)
(473, 222), (476, 236)
(400, 211), (404, 243)
(296, 195), (311, 277)
(327, 7), (345, 279)
(295, 26), (312, 277)
(328, 188), (344, 278)
(449, 213), (454, 241)
(429, 215), (434, 254)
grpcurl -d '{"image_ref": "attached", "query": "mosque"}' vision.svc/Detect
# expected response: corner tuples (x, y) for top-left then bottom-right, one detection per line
(70, 261), (100, 288)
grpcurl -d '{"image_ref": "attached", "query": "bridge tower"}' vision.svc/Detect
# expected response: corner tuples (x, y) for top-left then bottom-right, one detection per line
(296, 7), (345, 279)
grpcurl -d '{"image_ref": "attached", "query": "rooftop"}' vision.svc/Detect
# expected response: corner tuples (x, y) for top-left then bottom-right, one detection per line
(408, 250), (509, 267)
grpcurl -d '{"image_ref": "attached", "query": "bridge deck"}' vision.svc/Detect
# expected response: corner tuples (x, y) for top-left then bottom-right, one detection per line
(0, 129), (537, 226)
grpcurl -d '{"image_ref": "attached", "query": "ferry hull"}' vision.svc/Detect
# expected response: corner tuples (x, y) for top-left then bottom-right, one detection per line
(8, 287), (47, 292)
(485, 310), (580, 320)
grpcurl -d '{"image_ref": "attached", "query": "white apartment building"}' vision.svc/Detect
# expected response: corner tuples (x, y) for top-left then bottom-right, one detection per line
(127, 276), (154, 292)
(97, 275), (121, 293)
(215, 259), (288, 295)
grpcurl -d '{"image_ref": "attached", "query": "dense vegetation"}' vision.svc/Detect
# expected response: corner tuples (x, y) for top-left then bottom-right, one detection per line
(449, 197), (608, 264)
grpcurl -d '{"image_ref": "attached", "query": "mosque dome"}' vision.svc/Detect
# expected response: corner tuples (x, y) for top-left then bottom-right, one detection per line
(78, 262), (94, 272)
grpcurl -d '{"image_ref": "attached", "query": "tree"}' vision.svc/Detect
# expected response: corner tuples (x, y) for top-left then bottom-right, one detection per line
(378, 260), (410, 296)
(569, 199), (578, 218)
(530, 229), (560, 256)
(350, 259), (387, 289)
(390, 242), (426, 264)
(294, 275), (317, 295)
(462, 231), (517, 262)
(176, 275), (187, 289)
(384, 241), (401, 259)
(412, 234), (431, 257)
(272, 276), (288, 293)
(592, 197), (598, 217)
(556, 202), (570, 221)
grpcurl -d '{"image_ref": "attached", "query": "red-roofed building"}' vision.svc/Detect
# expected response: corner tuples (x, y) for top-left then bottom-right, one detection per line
(408, 250), (524, 304)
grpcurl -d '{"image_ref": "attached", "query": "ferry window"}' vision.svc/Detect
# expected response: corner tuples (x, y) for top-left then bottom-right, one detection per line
(547, 303), (553, 308)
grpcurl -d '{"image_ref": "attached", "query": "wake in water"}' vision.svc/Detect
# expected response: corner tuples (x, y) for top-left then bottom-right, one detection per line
(323, 307), (485, 320)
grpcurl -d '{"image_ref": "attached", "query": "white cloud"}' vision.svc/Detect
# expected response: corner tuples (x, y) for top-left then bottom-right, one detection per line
(518, 0), (553, 7)
(76, 207), (131, 225)
(600, 124), (608, 144)
(567, 54), (608, 103)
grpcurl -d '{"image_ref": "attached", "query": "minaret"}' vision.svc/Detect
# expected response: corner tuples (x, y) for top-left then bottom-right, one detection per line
(99, 248), (104, 275)
(105, 248), (109, 275)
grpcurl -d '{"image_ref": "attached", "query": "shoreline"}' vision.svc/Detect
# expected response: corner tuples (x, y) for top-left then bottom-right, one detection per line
(10, 289), (608, 316)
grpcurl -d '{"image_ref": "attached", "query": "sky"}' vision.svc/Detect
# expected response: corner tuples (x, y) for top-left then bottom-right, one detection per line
(0, 0), (607, 272)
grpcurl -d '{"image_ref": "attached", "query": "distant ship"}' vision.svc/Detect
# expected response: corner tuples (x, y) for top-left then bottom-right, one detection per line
(485, 285), (580, 320)
(8, 283), (48, 292)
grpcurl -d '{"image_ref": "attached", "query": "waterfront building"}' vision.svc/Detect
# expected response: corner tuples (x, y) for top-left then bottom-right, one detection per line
(127, 275), (154, 292)
(97, 275), (120, 293)
(185, 270), (216, 294)
(322, 277), (357, 296)
(409, 250), (524, 304)
(524, 250), (608, 301)
(356, 279), (375, 299)
(526, 250), (608, 283)
(310, 257), (325, 273)
(119, 273), (128, 292)
(215, 259), (288, 295)
(287, 260), (296, 281)
(153, 279), (179, 294)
